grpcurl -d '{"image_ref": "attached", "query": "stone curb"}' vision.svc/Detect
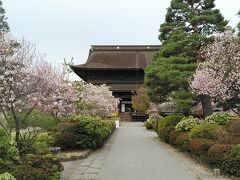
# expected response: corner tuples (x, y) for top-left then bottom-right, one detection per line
(60, 149), (92, 162)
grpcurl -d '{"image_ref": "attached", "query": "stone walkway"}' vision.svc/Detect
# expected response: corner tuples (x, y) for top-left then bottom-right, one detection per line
(60, 127), (116, 180)
(61, 122), (229, 180)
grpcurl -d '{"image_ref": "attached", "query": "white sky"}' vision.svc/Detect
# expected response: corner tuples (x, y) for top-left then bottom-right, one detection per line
(2, 0), (240, 79)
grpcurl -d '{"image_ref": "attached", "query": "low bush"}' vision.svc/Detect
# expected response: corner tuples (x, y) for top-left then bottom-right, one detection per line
(158, 126), (175, 143)
(145, 116), (160, 130)
(55, 116), (115, 150)
(0, 129), (19, 174)
(205, 112), (238, 126)
(175, 116), (200, 132)
(157, 115), (183, 143)
(169, 130), (182, 146)
(13, 154), (63, 180)
(175, 132), (189, 151)
(220, 154), (240, 177)
(189, 139), (214, 157)
(189, 123), (220, 140)
(216, 129), (240, 145)
(157, 115), (183, 131)
(230, 144), (240, 158)
(207, 144), (232, 165)
(0, 173), (16, 180)
(228, 119), (240, 133)
(33, 133), (55, 155)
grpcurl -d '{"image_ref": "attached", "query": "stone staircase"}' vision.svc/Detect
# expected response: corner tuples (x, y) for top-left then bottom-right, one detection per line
(120, 112), (132, 122)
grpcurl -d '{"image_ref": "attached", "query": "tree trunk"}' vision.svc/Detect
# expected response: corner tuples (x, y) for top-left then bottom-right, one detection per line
(15, 117), (20, 147)
(200, 95), (213, 118)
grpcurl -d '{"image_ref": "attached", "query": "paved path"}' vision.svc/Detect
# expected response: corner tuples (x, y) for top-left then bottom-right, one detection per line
(61, 122), (199, 180)
(98, 122), (195, 180)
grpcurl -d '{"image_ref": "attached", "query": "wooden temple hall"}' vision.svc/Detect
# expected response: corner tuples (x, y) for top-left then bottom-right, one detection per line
(71, 45), (160, 121)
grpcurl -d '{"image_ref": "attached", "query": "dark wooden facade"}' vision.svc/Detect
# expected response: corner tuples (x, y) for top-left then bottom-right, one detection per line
(71, 45), (160, 120)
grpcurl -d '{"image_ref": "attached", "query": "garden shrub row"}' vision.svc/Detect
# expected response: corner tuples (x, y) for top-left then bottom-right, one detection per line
(150, 112), (240, 177)
(0, 129), (63, 180)
(55, 115), (115, 150)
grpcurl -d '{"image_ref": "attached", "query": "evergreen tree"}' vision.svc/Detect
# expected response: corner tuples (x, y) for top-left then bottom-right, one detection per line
(145, 0), (228, 116)
(0, 0), (9, 31)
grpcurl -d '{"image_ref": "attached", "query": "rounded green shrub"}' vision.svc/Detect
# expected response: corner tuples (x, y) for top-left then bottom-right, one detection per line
(175, 132), (189, 151)
(33, 133), (55, 155)
(207, 144), (232, 165)
(55, 117), (115, 150)
(189, 123), (220, 140)
(0, 129), (19, 174)
(157, 115), (183, 142)
(13, 154), (63, 180)
(145, 116), (160, 130)
(175, 116), (200, 132)
(220, 154), (240, 177)
(189, 139), (214, 157)
(0, 173), (16, 180)
(169, 130), (182, 146)
(205, 112), (238, 126)
(230, 144), (240, 158)
(157, 115), (183, 133)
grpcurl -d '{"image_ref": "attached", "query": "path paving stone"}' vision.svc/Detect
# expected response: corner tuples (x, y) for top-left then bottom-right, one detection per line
(61, 122), (231, 180)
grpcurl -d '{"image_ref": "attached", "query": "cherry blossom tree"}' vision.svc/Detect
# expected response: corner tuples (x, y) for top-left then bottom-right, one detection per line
(75, 82), (119, 118)
(190, 30), (240, 115)
(0, 33), (77, 145)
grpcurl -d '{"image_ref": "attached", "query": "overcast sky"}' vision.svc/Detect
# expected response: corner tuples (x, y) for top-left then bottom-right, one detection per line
(3, 0), (240, 78)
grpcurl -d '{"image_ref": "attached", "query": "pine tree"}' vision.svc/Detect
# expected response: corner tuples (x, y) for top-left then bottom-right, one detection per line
(0, 0), (9, 31)
(145, 0), (228, 116)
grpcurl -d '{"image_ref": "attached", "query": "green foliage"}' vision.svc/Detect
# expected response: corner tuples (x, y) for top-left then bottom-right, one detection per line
(145, 0), (227, 114)
(132, 87), (150, 113)
(0, 173), (16, 180)
(33, 133), (54, 155)
(207, 144), (232, 165)
(24, 112), (60, 132)
(189, 123), (220, 140)
(55, 116), (115, 150)
(205, 112), (238, 126)
(220, 154), (240, 177)
(0, 0), (9, 31)
(157, 115), (183, 131)
(228, 119), (240, 133)
(230, 144), (240, 158)
(0, 129), (19, 174)
(157, 115), (183, 142)
(189, 139), (214, 157)
(175, 116), (200, 132)
(145, 116), (161, 130)
(13, 154), (63, 180)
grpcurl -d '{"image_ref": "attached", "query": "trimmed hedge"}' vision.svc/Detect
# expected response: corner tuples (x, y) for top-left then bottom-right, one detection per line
(205, 112), (237, 126)
(175, 116), (200, 132)
(154, 113), (240, 177)
(207, 144), (232, 165)
(157, 115), (183, 142)
(221, 154), (240, 177)
(12, 154), (63, 180)
(189, 123), (219, 140)
(189, 139), (214, 157)
(55, 116), (115, 150)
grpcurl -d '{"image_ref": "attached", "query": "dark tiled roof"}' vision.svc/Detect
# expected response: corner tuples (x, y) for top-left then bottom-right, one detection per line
(71, 45), (160, 70)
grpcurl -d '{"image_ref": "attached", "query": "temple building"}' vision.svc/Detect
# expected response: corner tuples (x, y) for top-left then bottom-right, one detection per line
(71, 45), (160, 121)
